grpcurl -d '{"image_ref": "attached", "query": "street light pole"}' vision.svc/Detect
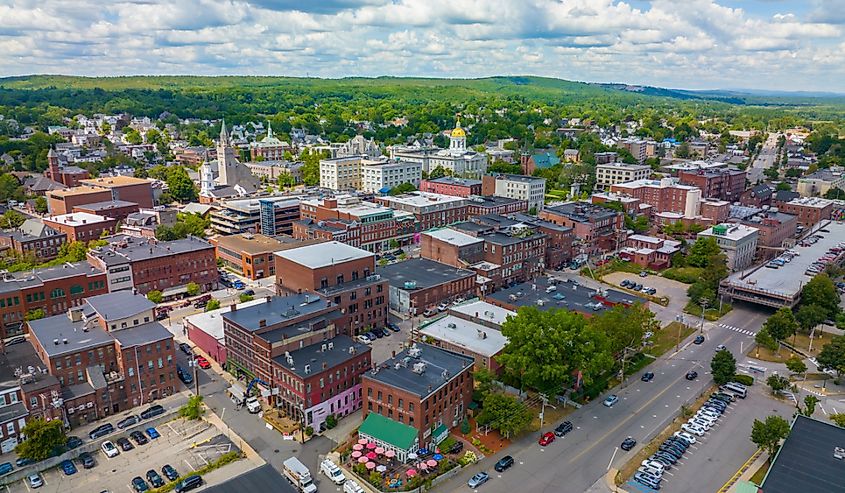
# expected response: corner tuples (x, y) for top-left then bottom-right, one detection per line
(699, 299), (708, 335)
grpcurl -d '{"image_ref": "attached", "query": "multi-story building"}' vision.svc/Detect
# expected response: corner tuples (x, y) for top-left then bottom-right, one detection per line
(697, 223), (759, 271)
(739, 184), (773, 208)
(775, 197), (833, 228)
(539, 202), (624, 253)
(249, 124), (290, 161)
(362, 343), (474, 449)
(244, 160), (303, 183)
(378, 258), (476, 315)
(619, 235), (682, 269)
(43, 212), (118, 242)
(0, 220), (67, 262)
(79, 176), (155, 209)
(508, 213), (573, 271)
(174, 146), (214, 167)
(797, 169), (845, 197)
(0, 341), (62, 447)
(465, 196), (528, 216)
(296, 195), (416, 252)
(594, 151), (618, 164)
(72, 200), (140, 221)
(213, 233), (288, 280)
(618, 138), (648, 164)
(210, 197), (301, 235)
(596, 162), (652, 189)
(47, 186), (113, 215)
(419, 177), (482, 197)
(275, 241), (388, 335)
(375, 192), (469, 232)
(699, 199), (731, 223)
(520, 151), (560, 175)
(678, 168), (746, 202)
(480, 174), (546, 212)
(609, 178), (702, 217)
(737, 210), (798, 251)
(391, 121), (487, 178)
(44, 148), (89, 187)
(87, 234), (217, 296)
(319, 156), (421, 193)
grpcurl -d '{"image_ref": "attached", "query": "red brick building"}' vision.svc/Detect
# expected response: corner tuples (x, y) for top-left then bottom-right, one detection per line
(775, 197), (833, 228)
(0, 222), (67, 262)
(45, 148), (89, 188)
(73, 200), (140, 221)
(80, 176), (155, 209)
(699, 199), (731, 223)
(275, 241), (388, 335)
(739, 184), (773, 208)
(375, 192), (468, 232)
(378, 258), (476, 315)
(47, 186), (113, 215)
(609, 178), (701, 215)
(677, 168), (746, 202)
(43, 212), (118, 242)
(539, 202), (624, 254)
(465, 196), (528, 216)
(419, 177), (482, 197)
(214, 233), (287, 280)
(737, 210), (798, 252)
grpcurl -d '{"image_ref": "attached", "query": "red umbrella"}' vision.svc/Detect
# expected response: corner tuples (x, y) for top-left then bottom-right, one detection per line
(365, 461), (376, 470)
(366, 451), (377, 460)
(358, 456), (369, 464)
(426, 459), (438, 468)
(358, 438), (369, 445)
(352, 444), (364, 451)
(406, 469), (417, 477)
(419, 462), (429, 470)
(366, 442), (377, 450)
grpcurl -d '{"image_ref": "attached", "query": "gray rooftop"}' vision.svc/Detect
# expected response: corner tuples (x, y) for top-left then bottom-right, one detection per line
(378, 258), (475, 290)
(223, 294), (332, 332)
(493, 174), (545, 183)
(364, 343), (473, 398)
(545, 202), (619, 223)
(272, 335), (370, 378)
(75, 200), (139, 212)
(85, 291), (156, 322)
(28, 315), (114, 358)
(488, 277), (642, 315)
(419, 315), (508, 357)
(761, 415), (845, 493)
(0, 262), (103, 295)
(111, 321), (172, 348)
(0, 338), (50, 388)
(429, 177), (481, 186)
(275, 241), (373, 269)
(89, 235), (213, 266)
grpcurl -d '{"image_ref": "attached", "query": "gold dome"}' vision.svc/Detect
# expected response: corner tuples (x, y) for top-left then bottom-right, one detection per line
(450, 127), (466, 138)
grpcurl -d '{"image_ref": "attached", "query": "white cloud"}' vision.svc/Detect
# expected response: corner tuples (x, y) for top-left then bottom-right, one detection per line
(0, 0), (842, 91)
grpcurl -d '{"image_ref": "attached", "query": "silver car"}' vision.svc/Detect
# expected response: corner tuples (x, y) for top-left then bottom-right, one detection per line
(467, 472), (489, 488)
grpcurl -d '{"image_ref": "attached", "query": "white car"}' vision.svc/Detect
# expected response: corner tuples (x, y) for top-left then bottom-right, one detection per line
(356, 335), (372, 345)
(637, 465), (663, 478)
(698, 408), (721, 420)
(682, 423), (705, 436)
(674, 431), (697, 444)
(101, 440), (119, 458)
(689, 417), (712, 430)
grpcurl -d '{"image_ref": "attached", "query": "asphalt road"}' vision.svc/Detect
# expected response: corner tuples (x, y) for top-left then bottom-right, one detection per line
(748, 133), (780, 184)
(438, 303), (772, 493)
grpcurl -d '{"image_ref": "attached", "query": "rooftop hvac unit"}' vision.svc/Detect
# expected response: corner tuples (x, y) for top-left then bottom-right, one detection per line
(412, 362), (427, 374)
(447, 323), (457, 329)
(304, 364), (311, 374)
(408, 345), (422, 358)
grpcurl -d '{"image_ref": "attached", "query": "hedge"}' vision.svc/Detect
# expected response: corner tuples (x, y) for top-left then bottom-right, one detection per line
(732, 374), (754, 386)
(148, 451), (242, 493)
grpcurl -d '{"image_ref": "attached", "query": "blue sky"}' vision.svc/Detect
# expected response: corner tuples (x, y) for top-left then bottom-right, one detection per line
(0, 0), (843, 92)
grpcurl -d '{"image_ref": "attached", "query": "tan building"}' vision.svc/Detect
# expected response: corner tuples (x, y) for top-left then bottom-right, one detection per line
(595, 162), (652, 189)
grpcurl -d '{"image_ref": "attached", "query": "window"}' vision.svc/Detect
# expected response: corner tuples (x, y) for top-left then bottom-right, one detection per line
(50, 288), (65, 299)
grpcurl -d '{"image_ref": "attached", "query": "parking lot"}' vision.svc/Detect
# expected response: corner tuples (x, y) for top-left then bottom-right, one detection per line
(5, 419), (235, 493)
(603, 271), (690, 325)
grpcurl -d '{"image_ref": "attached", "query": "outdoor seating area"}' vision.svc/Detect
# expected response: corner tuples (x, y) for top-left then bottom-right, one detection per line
(348, 437), (456, 491)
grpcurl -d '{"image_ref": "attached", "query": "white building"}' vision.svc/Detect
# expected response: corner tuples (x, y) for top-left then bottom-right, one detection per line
(319, 156), (421, 192)
(487, 174), (546, 211)
(391, 120), (487, 178)
(697, 223), (759, 272)
(595, 162), (652, 189)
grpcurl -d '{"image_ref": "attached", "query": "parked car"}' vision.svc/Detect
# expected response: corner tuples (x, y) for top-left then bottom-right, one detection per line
(356, 335), (372, 345)
(554, 421), (573, 437)
(117, 437), (134, 452)
(194, 356), (211, 369)
(641, 372), (655, 382)
(27, 473), (43, 489)
(538, 432), (555, 446)
(179, 343), (193, 355)
(79, 452), (95, 469)
(15, 457), (33, 468)
(685, 370), (698, 380)
(621, 437), (637, 451)
(467, 472), (489, 488)
(162, 464), (179, 482)
(66, 435), (83, 449)
(0, 463), (12, 476)
(146, 470), (165, 488)
(140, 405), (165, 420)
(175, 475), (203, 493)
(387, 322), (401, 332)
(101, 440), (119, 458)
(89, 423), (115, 440)
(693, 335), (705, 345)
(60, 460), (77, 476)
(145, 427), (160, 439)
(448, 440), (464, 454)
(673, 431), (696, 444)
(494, 455), (514, 472)
(437, 303), (449, 312)
(681, 423), (705, 436)
(117, 415), (140, 429)
(6, 336), (26, 345)
(603, 394), (619, 407)
(423, 308), (436, 317)
(232, 280), (245, 290)
(131, 476), (149, 492)
(177, 365), (193, 384)
(372, 329), (384, 339)
(130, 431), (149, 445)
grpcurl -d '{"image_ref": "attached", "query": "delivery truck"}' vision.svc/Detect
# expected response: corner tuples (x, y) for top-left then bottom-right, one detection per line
(283, 457), (317, 493)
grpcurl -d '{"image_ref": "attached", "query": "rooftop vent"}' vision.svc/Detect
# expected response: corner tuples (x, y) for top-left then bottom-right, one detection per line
(447, 323), (457, 329)
(304, 364), (311, 374)
(412, 362), (427, 374)
(321, 343), (327, 352)
(62, 338), (68, 345)
(408, 345), (421, 359)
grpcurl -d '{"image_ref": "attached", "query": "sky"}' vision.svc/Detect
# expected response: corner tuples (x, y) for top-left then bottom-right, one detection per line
(1, 0), (844, 92)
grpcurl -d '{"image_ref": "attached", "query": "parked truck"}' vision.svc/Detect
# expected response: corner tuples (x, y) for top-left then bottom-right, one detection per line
(283, 457), (318, 493)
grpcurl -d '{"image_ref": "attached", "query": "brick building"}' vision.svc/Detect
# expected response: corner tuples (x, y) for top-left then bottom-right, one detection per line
(43, 212), (118, 242)
(539, 202), (624, 253)
(609, 178), (702, 217)
(677, 168), (746, 202)
(375, 192), (468, 232)
(775, 197), (833, 228)
(275, 241), (388, 335)
(739, 184), (773, 208)
(418, 177), (482, 197)
(213, 233), (287, 280)
(378, 258), (476, 315)
(72, 200), (141, 221)
(79, 176), (155, 209)
(362, 343), (473, 449)
(465, 196), (528, 216)
(47, 186), (113, 215)
(737, 210), (798, 253)
(619, 235), (682, 269)
(0, 220), (67, 262)
(44, 148), (89, 188)
(87, 234), (217, 296)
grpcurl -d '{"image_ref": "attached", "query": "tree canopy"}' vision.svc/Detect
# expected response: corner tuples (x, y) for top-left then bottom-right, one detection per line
(800, 274), (840, 319)
(15, 418), (67, 461)
(817, 334), (845, 377)
(476, 392), (533, 438)
(711, 349), (737, 385)
(750, 415), (790, 458)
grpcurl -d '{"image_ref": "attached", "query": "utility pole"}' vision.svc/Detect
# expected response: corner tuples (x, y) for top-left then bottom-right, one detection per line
(539, 393), (548, 429)
(699, 299), (708, 335)
(675, 315), (685, 352)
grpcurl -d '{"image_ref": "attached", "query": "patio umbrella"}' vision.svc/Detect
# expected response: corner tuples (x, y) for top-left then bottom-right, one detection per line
(365, 462), (376, 470)
(432, 454), (443, 461)
(406, 469), (417, 477)
(366, 442), (377, 450)
(408, 452), (418, 460)
(375, 447), (385, 455)
(358, 438), (369, 445)
(376, 465), (387, 473)
(358, 456), (369, 464)
(419, 462), (428, 471)
(426, 459), (438, 468)
(351, 451), (362, 459)
(418, 448), (429, 455)
(366, 452), (377, 460)
(385, 450), (396, 458)
(352, 444), (364, 451)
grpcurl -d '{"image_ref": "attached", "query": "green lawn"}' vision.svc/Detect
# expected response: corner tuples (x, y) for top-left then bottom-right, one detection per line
(650, 321), (696, 357)
(662, 267), (704, 284)
(684, 301), (732, 321)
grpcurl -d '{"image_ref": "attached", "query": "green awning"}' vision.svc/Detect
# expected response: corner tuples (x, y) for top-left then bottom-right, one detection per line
(359, 413), (418, 450)
(432, 424), (448, 444)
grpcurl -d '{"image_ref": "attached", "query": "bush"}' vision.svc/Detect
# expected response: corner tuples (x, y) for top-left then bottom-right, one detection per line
(147, 290), (163, 304)
(662, 267), (704, 284)
(460, 417), (470, 434)
(325, 414), (337, 430)
(305, 426), (314, 436)
(733, 374), (754, 386)
(179, 395), (204, 420)
(439, 436), (457, 453)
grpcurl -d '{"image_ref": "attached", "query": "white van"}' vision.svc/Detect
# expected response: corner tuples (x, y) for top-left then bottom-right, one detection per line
(320, 459), (346, 485)
(724, 382), (747, 399)
(245, 397), (261, 414)
(343, 480), (364, 493)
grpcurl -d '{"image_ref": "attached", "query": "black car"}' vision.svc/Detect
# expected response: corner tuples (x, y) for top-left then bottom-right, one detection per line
(179, 343), (193, 355)
(693, 335), (705, 345)
(140, 405), (165, 420)
(387, 322), (401, 332)
(131, 476), (149, 492)
(621, 437), (637, 451)
(554, 421), (573, 437)
(665, 438), (688, 450)
(177, 365), (193, 384)
(649, 454), (674, 467)
(712, 392), (735, 403)
(685, 370), (698, 380)
(373, 329), (384, 338)
(651, 452), (677, 465)
(448, 440), (463, 454)
(88, 423), (114, 440)
(493, 455), (514, 472)
(66, 436), (83, 449)
(175, 475), (203, 493)
(162, 464), (179, 482)
(15, 457), (33, 468)
(641, 372), (655, 382)
(130, 431), (148, 446)
(78, 452), (95, 469)
(116, 437), (134, 452)
(146, 470), (165, 488)
(117, 415), (140, 430)
(193, 299), (207, 309)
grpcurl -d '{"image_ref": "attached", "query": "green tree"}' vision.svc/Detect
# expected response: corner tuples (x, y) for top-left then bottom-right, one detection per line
(165, 166), (197, 202)
(674, 142), (691, 159)
(24, 308), (45, 321)
(15, 418), (67, 461)
(785, 356), (807, 375)
(796, 304), (828, 334)
(123, 128), (142, 145)
(775, 182), (792, 191)
(755, 328), (779, 352)
(428, 166), (448, 179)
(146, 290), (163, 304)
(801, 395), (819, 417)
(711, 349), (737, 385)
(2, 210), (25, 229)
(766, 374), (790, 394)
(205, 299), (221, 312)
(186, 282), (200, 297)
(477, 392), (532, 438)
(0, 174), (24, 203)
(831, 413), (845, 428)
(762, 307), (798, 347)
(179, 395), (204, 420)
(817, 335), (845, 378)
(686, 237), (722, 268)
(34, 196), (48, 214)
(588, 304), (657, 357)
(460, 417), (470, 434)
(388, 182), (417, 195)
(750, 415), (791, 458)
(801, 274), (840, 319)
(239, 293), (254, 303)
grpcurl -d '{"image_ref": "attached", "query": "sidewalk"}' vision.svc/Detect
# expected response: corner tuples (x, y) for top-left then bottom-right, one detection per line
(721, 449), (766, 493)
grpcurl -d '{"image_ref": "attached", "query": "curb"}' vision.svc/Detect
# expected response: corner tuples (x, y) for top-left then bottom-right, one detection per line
(606, 468), (628, 493)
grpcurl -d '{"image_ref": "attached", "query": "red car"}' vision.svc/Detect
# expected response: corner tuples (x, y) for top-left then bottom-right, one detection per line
(538, 432), (555, 446)
(195, 356), (211, 369)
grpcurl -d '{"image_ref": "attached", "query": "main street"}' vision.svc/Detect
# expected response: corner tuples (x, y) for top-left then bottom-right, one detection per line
(747, 132), (780, 184)
(439, 304), (771, 493)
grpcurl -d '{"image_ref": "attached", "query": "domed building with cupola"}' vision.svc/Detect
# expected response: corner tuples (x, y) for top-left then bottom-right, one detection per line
(390, 118), (488, 179)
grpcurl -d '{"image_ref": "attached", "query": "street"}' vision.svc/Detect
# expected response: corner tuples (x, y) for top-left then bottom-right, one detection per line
(747, 132), (780, 184)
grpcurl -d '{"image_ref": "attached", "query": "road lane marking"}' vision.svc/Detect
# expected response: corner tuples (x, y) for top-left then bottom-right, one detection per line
(820, 404), (828, 415)
(607, 447), (619, 470)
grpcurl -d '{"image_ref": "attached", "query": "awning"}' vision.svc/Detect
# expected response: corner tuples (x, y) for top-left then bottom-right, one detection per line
(228, 383), (246, 401)
(161, 285), (189, 297)
(432, 424), (449, 444)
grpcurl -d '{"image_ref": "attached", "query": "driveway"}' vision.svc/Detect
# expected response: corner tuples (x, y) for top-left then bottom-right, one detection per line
(602, 271), (690, 326)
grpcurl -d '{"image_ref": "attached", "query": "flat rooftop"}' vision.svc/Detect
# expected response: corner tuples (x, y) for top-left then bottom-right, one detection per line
(89, 234), (213, 266)
(761, 415), (845, 493)
(449, 300), (515, 327)
(428, 177), (481, 186)
(493, 174), (545, 183)
(423, 228), (483, 247)
(365, 343), (473, 398)
(275, 240), (373, 269)
(488, 277), (642, 315)
(419, 315), (507, 357)
(381, 192), (466, 208)
(378, 258), (475, 290)
(222, 294), (333, 332)
(112, 321), (172, 348)
(28, 315), (114, 358)
(215, 233), (287, 255)
(47, 185), (108, 197)
(723, 220), (845, 301)
(184, 298), (266, 341)
(544, 202), (619, 222)
(74, 200), (139, 212)
(272, 335), (370, 378)
(85, 291), (155, 321)
(698, 223), (759, 241)
(80, 176), (151, 187)
(45, 211), (112, 226)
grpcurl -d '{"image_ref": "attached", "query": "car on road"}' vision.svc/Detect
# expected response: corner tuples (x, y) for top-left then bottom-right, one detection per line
(66, 435), (83, 449)
(27, 473), (43, 488)
(140, 404), (165, 420)
(681, 423), (705, 436)
(641, 372), (654, 382)
(554, 421), (573, 437)
(145, 427), (160, 439)
(194, 355), (211, 369)
(387, 322), (401, 332)
(60, 459), (77, 476)
(162, 464), (179, 482)
(101, 440), (119, 458)
(494, 455), (514, 472)
(467, 472), (489, 488)
(175, 475), (203, 493)
(539, 432), (555, 446)
(89, 423), (114, 440)
(243, 289), (255, 296)
(179, 343), (193, 355)
(715, 344), (726, 351)
(117, 415), (140, 429)
(639, 271), (648, 277)
(693, 335), (705, 344)
(621, 437), (637, 451)
(603, 394), (619, 407)
(130, 430), (149, 445)
(15, 457), (33, 468)
(232, 280), (245, 290)
(132, 476), (150, 492)
(685, 370), (698, 380)
(146, 470), (165, 488)
(117, 437), (134, 452)
(79, 452), (95, 469)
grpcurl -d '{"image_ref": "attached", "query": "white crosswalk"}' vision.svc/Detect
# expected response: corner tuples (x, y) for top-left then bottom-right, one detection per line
(719, 323), (756, 337)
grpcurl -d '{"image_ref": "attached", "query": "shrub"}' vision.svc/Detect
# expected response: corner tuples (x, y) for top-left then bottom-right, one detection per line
(439, 436), (457, 453)
(305, 426), (314, 436)
(733, 374), (754, 386)
(460, 417), (470, 434)
(325, 414), (337, 429)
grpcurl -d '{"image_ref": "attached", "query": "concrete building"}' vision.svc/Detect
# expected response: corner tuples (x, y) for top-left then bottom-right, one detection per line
(244, 160), (303, 183)
(737, 210), (798, 250)
(319, 156), (421, 193)
(210, 196), (301, 235)
(391, 121), (487, 178)
(419, 177), (482, 197)
(618, 138), (648, 164)
(480, 174), (546, 211)
(375, 192), (469, 232)
(698, 223), (759, 271)
(677, 168), (746, 202)
(43, 212), (118, 242)
(378, 258), (476, 315)
(595, 162), (652, 188)
(797, 169), (845, 197)
(362, 343), (473, 449)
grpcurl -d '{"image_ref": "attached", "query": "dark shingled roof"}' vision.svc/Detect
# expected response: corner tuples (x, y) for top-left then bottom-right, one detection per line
(272, 335), (370, 378)
(761, 415), (845, 493)
(363, 343), (473, 399)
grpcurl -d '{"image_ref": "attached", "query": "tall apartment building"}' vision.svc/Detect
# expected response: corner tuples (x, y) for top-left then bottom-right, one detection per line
(678, 168), (746, 201)
(319, 156), (421, 193)
(275, 241), (388, 335)
(480, 174), (546, 211)
(618, 138), (648, 163)
(375, 192), (469, 232)
(610, 178), (702, 217)
(697, 223), (759, 271)
(595, 162), (652, 189)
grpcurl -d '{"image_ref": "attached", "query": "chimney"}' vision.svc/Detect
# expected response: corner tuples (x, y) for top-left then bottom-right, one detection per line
(266, 296), (271, 303)
(259, 319), (266, 328)
(53, 339), (59, 346)
(322, 362), (328, 370)
(230, 303), (237, 312)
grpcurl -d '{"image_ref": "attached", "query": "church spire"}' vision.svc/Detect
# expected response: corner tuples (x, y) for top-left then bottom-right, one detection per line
(267, 121), (273, 139)
(219, 119), (230, 147)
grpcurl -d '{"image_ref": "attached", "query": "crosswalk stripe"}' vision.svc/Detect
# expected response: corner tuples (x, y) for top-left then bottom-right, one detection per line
(719, 324), (755, 337)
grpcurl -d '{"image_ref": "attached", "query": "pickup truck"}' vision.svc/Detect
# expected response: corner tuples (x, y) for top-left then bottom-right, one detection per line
(283, 457), (317, 493)
(245, 397), (261, 414)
